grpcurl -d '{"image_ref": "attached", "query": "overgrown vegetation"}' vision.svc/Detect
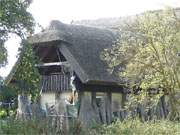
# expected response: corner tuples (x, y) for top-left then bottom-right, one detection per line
(0, 0), (35, 67)
(0, 118), (90, 135)
(101, 119), (180, 135)
(14, 40), (41, 102)
(0, 85), (17, 117)
(0, 118), (180, 135)
(102, 8), (180, 119)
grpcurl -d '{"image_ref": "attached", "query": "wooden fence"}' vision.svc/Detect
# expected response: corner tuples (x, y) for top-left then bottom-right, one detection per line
(40, 74), (71, 92)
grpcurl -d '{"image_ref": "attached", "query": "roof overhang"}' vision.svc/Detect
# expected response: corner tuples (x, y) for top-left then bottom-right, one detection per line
(28, 30), (69, 45)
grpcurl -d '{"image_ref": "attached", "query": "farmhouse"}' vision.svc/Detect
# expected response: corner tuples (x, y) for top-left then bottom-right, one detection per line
(6, 19), (169, 125)
(31, 21), (127, 124)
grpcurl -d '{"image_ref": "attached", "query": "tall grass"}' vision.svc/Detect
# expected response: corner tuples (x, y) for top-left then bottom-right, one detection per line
(0, 118), (89, 135)
(0, 118), (180, 135)
(100, 119), (180, 135)
(0, 118), (54, 135)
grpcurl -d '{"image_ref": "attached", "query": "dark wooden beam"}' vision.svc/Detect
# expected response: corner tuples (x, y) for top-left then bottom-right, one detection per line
(74, 78), (125, 93)
(36, 62), (69, 67)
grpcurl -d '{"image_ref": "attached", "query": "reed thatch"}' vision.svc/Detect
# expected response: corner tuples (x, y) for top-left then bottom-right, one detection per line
(29, 21), (121, 85)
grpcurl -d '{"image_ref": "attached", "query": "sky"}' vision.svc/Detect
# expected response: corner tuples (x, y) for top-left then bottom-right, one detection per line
(0, 0), (180, 77)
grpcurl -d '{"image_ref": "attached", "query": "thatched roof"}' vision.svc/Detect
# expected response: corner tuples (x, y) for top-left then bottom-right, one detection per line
(6, 7), (180, 86)
(29, 21), (121, 85)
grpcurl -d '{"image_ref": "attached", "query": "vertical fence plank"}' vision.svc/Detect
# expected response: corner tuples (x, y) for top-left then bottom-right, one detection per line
(40, 74), (70, 92)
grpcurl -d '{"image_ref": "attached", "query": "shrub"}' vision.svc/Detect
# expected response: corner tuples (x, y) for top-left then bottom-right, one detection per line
(101, 119), (180, 135)
(0, 109), (7, 118)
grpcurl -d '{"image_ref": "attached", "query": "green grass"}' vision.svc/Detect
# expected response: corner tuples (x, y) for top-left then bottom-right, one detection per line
(100, 119), (180, 135)
(0, 118), (85, 135)
(0, 118), (180, 135)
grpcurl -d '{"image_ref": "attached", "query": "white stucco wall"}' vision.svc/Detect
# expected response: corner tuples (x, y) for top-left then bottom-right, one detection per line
(112, 93), (122, 112)
(40, 92), (73, 110)
(60, 92), (72, 100)
(40, 92), (56, 110)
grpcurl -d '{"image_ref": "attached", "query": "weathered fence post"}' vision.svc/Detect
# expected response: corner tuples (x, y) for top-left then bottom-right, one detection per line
(91, 92), (101, 123)
(55, 92), (69, 134)
(105, 92), (112, 124)
(78, 91), (99, 126)
(16, 94), (32, 120)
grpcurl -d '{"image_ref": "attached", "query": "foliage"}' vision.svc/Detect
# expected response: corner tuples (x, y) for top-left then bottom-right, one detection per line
(0, 118), (53, 135)
(0, 118), (95, 135)
(0, 45), (7, 67)
(0, 85), (17, 102)
(0, 0), (35, 67)
(102, 8), (180, 119)
(0, 85), (17, 117)
(100, 119), (180, 135)
(14, 40), (40, 101)
(0, 109), (7, 118)
(0, 118), (179, 135)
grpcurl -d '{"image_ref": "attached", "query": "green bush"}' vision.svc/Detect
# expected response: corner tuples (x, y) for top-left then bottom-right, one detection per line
(100, 119), (180, 135)
(0, 109), (7, 118)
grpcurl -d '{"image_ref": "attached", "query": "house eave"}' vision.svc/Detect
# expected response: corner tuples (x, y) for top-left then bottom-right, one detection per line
(28, 30), (69, 45)
(85, 79), (122, 86)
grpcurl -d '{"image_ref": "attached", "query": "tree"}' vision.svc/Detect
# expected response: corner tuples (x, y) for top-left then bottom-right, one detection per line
(14, 40), (40, 102)
(102, 8), (180, 119)
(0, 0), (35, 67)
(11, 40), (41, 119)
(0, 85), (17, 116)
